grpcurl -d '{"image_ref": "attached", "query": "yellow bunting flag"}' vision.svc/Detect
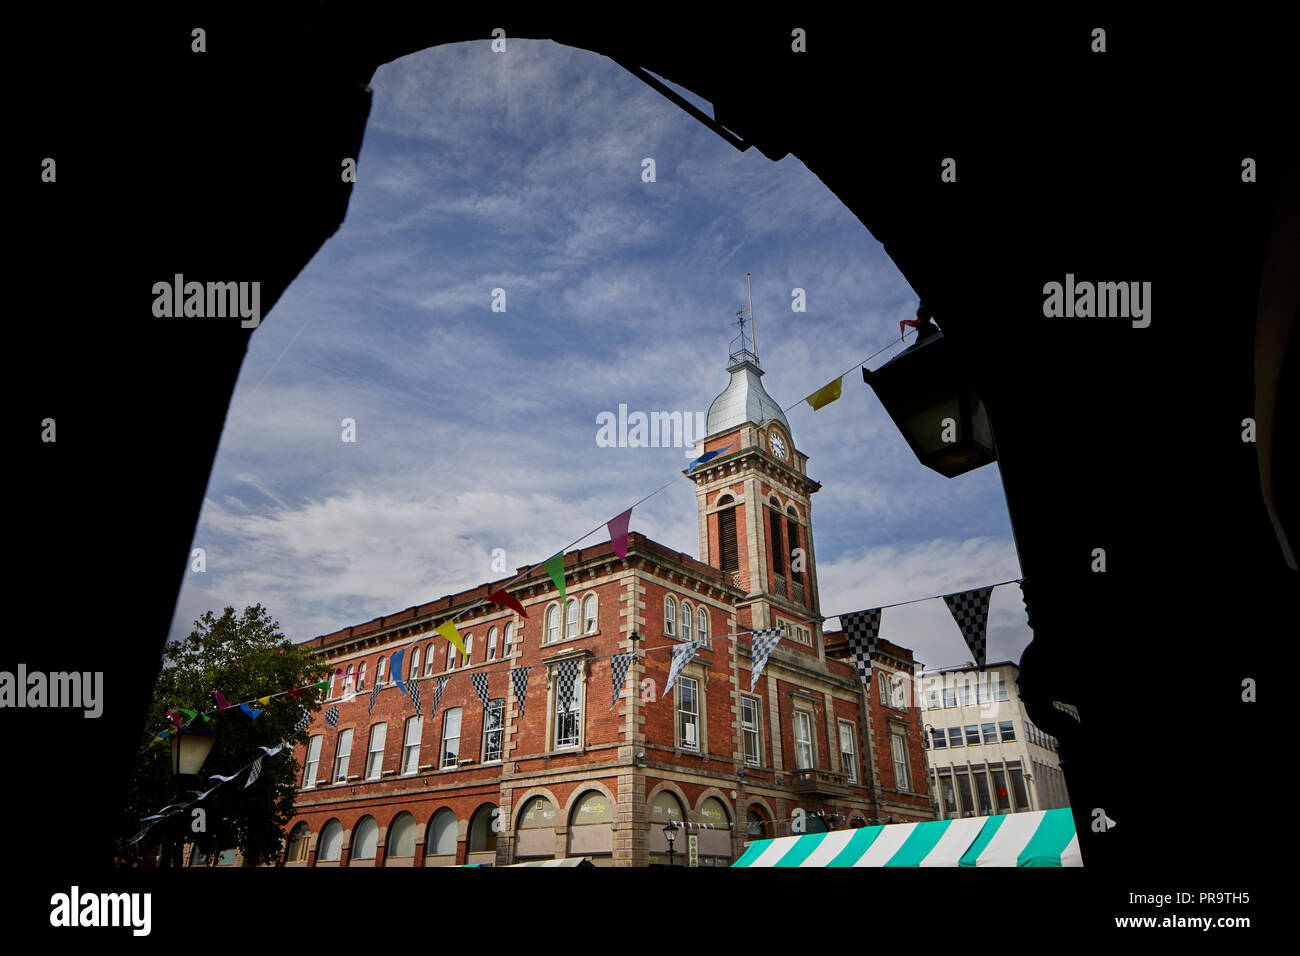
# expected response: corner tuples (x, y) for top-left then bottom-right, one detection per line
(805, 377), (843, 411)
(436, 619), (469, 660)
(257, 696), (271, 706)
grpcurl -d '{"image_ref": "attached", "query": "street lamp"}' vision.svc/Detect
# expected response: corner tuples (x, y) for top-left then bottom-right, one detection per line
(170, 720), (217, 780)
(663, 820), (679, 867)
(862, 316), (996, 478)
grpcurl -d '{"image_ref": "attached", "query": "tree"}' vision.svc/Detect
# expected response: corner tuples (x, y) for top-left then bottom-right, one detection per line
(118, 604), (331, 867)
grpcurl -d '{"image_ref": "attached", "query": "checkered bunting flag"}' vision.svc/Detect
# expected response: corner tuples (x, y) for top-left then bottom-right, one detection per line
(841, 608), (881, 688)
(408, 680), (422, 719)
(664, 641), (700, 696)
(293, 710), (311, 735)
(324, 706), (339, 729)
(512, 667), (530, 720)
(556, 658), (582, 710)
(430, 676), (449, 721)
(609, 652), (634, 711)
(942, 586), (993, 669)
(472, 671), (492, 711)
(244, 755), (265, 788)
(748, 626), (785, 692)
(368, 673), (381, 716)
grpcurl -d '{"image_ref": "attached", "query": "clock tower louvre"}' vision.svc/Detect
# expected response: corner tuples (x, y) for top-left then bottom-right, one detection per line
(687, 316), (824, 655)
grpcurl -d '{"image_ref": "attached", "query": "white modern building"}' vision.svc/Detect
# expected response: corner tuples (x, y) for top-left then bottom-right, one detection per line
(917, 661), (1070, 819)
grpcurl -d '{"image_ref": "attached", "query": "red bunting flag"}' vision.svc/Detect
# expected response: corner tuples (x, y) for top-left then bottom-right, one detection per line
(211, 689), (231, 710)
(487, 588), (528, 618)
(607, 508), (632, 559)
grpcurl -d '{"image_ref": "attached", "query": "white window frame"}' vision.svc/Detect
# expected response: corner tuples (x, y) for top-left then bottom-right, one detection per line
(546, 604), (560, 644)
(482, 698), (504, 762)
(681, 600), (693, 643)
(793, 709), (814, 770)
(401, 715), (422, 774)
(365, 723), (387, 780)
(463, 633), (473, 666)
(356, 661), (367, 691)
(566, 599), (578, 639)
(740, 694), (761, 766)
(486, 626), (498, 661)
(333, 728), (353, 782)
(447, 641), (457, 670)
(891, 730), (911, 791)
(837, 720), (857, 784)
(553, 667), (582, 750)
(664, 596), (676, 637)
(441, 708), (462, 769)
(409, 646), (421, 682)
(302, 735), (322, 788)
(678, 676), (699, 752)
(697, 607), (709, 644)
(424, 643), (435, 677)
(583, 595), (598, 634)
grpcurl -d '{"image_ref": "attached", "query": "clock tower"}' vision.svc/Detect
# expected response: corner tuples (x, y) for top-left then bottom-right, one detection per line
(688, 316), (824, 650)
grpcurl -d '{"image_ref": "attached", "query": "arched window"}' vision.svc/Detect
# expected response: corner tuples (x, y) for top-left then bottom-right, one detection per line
(664, 596), (676, 637)
(571, 791), (613, 824)
(503, 623), (513, 654)
(352, 816), (379, 859)
(769, 500), (785, 575)
(697, 607), (709, 643)
(583, 594), (598, 633)
(650, 791), (684, 825)
(718, 502), (739, 575)
(318, 819), (343, 862)
(486, 626), (498, 661)
(787, 508), (803, 584)
(427, 809), (458, 857)
(409, 646), (421, 681)
(424, 643), (436, 677)
(447, 641), (457, 670)
(469, 804), (499, 853)
(286, 822), (311, 862)
(343, 664), (354, 698)
(565, 599), (578, 638)
(377, 656), (387, 686)
(356, 661), (367, 691)
(518, 796), (556, 829)
(388, 812), (417, 858)
(699, 797), (730, 827)
(681, 600), (693, 642)
(546, 604), (560, 644)
(463, 633), (472, 666)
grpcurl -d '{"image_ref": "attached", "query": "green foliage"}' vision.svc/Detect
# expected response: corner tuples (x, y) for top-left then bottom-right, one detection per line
(119, 604), (330, 866)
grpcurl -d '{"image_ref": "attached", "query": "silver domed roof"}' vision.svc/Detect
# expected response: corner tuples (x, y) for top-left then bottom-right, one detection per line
(706, 350), (791, 436)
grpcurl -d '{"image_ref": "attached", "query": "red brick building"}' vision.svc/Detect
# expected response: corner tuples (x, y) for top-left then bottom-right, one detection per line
(275, 336), (932, 867)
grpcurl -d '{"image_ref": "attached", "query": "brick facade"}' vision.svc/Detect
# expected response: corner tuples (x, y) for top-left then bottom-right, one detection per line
(217, 365), (934, 868)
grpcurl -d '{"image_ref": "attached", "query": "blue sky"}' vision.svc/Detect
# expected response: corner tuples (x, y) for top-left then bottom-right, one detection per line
(168, 39), (1031, 672)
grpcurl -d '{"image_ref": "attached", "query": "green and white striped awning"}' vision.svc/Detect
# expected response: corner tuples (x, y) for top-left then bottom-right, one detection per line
(732, 809), (1081, 867)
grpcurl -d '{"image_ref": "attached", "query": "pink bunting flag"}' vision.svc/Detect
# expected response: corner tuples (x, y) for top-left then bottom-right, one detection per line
(166, 710), (181, 731)
(607, 508), (632, 559)
(211, 689), (231, 710)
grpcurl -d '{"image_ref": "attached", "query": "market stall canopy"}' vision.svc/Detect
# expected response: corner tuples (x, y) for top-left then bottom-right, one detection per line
(732, 809), (1081, 867)
(506, 857), (595, 867)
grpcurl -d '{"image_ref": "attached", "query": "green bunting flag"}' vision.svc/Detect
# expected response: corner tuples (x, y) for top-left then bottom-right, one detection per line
(542, 553), (567, 605)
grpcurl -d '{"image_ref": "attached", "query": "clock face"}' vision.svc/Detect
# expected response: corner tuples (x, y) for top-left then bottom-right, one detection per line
(769, 432), (787, 460)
